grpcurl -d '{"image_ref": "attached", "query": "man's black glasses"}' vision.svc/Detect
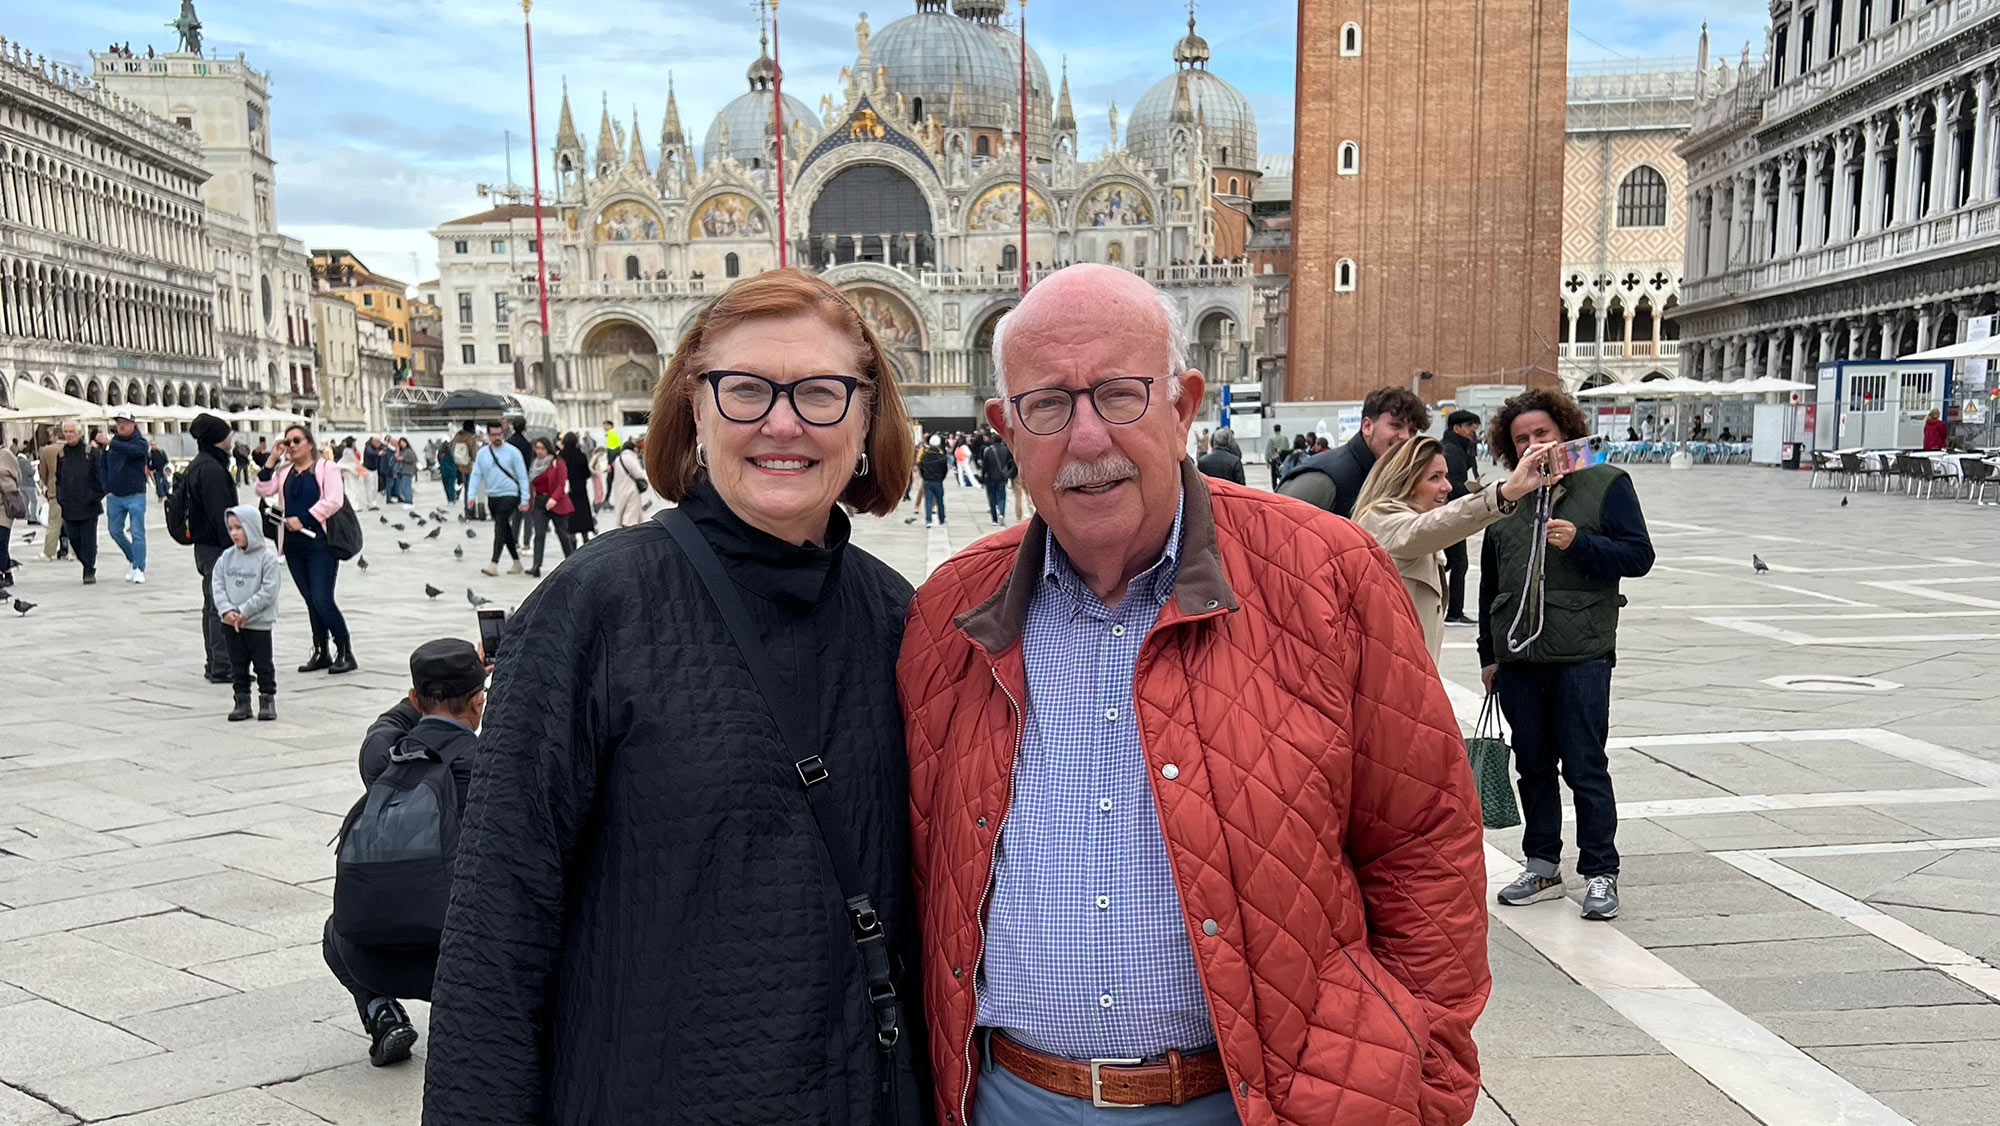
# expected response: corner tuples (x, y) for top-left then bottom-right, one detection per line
(702, 371), (865, 427)
(1007, 376), (1157, 436)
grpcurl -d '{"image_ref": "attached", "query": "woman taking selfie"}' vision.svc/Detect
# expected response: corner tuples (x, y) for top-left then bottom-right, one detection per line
(425, 269), (925, 1126)
(1352, 434), (1558, 663)
(255, 424), (355, 674)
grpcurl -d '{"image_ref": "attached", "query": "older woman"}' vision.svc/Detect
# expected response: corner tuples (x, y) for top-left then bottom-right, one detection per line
(1352, 435), (1556, 663)
(608, 434), (648, 528)
(255, 424), (355, 674)
(425, 269), (924, 1126)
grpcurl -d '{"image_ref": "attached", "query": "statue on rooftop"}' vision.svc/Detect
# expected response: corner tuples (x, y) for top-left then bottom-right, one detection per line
(168, 0), (202, 55)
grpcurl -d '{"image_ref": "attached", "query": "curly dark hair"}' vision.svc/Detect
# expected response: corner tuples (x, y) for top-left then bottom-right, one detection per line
(1487, 388), (1589, 468)
(1361, 386), (1431, 432)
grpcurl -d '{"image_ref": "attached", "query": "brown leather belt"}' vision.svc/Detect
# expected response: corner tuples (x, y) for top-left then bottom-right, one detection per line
(988, 1032), (1230, 1108)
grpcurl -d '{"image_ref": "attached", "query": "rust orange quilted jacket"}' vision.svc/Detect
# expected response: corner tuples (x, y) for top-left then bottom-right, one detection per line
(898, 464), (1491, 1126)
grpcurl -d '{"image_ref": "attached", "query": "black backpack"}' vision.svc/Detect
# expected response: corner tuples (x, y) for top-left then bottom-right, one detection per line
(331, 738), (462, 946)
(163, 464), (197, 545)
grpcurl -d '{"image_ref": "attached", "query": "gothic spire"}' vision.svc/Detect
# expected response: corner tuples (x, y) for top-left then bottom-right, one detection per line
(595, 94), (619, 169)
(1054, 58), (1076, 133)
(661, 73), (684, 146)
(628, 105), (649, 172)
(1170, 69), (1194, 124)
(554, 78), (581, 153)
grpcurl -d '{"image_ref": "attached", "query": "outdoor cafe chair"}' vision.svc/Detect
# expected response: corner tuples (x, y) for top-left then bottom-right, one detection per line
(1841, 451), (1882, 491)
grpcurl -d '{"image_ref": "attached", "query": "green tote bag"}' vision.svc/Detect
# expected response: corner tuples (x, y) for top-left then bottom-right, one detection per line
(1465, 694), (1523, 830)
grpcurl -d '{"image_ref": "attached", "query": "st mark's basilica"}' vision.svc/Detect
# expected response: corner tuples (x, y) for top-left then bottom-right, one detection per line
(436, 0), (1267, 428)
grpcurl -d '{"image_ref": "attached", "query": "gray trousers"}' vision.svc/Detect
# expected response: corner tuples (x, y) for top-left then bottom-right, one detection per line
(974, 1034), (1242, 1126)
(42, 497), (62, 558)
(193, 544), (229, 676)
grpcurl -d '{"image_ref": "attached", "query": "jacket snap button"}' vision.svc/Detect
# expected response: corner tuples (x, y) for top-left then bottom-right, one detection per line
(1202, 918), (1219, 936)
(952, 966), (963, 979)
(1205, 599), (1219, 609)
(1161, 763), (1180, 780)
(976, 816), (987, 828)
(1238, 1081), (1249, 1097)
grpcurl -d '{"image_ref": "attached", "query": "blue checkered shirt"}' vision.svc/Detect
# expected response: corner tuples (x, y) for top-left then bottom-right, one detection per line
(976, 490), (1216, 1060)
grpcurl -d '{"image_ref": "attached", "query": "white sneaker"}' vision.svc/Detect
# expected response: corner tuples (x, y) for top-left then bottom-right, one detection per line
(131, 570), (145, 585)
(124, 568), (137, 583)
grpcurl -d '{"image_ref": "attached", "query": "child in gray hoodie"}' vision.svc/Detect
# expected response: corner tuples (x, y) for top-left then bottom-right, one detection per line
(212, 505), (283, 721)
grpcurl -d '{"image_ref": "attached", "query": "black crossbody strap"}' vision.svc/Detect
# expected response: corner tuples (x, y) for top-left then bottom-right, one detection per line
(656, 506), (903, 1054)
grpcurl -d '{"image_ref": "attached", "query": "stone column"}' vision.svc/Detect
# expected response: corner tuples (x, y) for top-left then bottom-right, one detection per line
(1930, 87), (1956, 216)
(1746, 332), (1766, 381)
(1777, 153), (1799, 256)
(1831, 130), (1856, 241)
(1792, 325), (1811, 379)
(1804, 143), (1826, 247)
(1752, 163), (1773, 259)
(1733, 170), (1756, 265)
(1860, 118), (1884, 234)
(1973, 72), (1995, 205)
(1916, 306), (1934, 352)
(1877, 313), (1896, 359)
(1893, 101), (1917, 225)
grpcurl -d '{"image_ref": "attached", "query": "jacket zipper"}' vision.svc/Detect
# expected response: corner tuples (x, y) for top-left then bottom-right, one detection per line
(959, 663), (1025, 1126)
(1340, 945), (1422, 1055)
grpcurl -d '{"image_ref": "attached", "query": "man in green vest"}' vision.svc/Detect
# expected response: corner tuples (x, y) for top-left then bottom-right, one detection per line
(1478, 389), (1654, 921)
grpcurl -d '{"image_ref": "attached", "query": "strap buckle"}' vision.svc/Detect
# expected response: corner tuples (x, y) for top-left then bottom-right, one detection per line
(1089, 1059), (1144, 1109)
(795, 755), (828, 788)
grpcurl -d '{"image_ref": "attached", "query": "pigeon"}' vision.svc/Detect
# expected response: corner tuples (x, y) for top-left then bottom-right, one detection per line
(397, 541), (411, 553)
(391, 523), (406, 532)
(1841, 496), (1849, 507)
(355, 556), (369, 571)
(425, 526), (442, 540)
(466, 529), (478, 539)
(425, 584), (443, 600)
(466, 588), (492, 608)
(414, 517), (426, 527)
(454, 545), (464, 561)
(378, 514), (388, 526)
(12, 599), (34, 616)
(1752, 554), (1770, 573)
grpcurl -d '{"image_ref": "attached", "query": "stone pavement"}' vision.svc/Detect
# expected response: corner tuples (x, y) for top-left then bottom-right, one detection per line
(3, 463), (1999, 1124)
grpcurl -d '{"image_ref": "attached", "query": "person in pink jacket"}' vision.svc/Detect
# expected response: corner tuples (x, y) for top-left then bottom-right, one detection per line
(255, 423), (357, 674)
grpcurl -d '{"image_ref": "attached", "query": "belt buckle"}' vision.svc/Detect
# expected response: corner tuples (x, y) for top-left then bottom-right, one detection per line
(1089, 1058), (1144, 1109)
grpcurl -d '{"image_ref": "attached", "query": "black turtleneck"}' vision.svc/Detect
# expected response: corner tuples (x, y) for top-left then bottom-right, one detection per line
(678, 474), (850, 613)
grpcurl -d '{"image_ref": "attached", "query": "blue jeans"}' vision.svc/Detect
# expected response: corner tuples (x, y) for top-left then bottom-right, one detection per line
(284, 534), (350, 650)
(974, 1035), (1241, 1125)
(105, 492), (146, 571)
(923, 480), (946, 525)
(985, 478), (1009, 523)
(1495, 658), (1619, 876)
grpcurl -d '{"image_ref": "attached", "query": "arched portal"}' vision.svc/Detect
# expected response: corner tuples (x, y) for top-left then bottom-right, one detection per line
(808, 163), (935, 269)
(1195, 310), (1240, 385)
(583, 319), (662, 427)
(841, 285), (926, 387)
(969, 302), (1016, 399)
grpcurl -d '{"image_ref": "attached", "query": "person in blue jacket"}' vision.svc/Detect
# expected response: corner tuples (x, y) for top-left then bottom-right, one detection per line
(464, 421), (531, 576)
(100, 409), (152, 584)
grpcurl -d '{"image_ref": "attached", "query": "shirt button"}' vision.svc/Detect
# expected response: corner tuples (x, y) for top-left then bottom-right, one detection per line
(1104, 707), (1119, 721)
(1098, 798), (1113, 813)
(1111, 624), (1126, 637)
(1202, 918), (1219, 936)
(1099, 993), (1114, 1008)
(1161, 763), (1180, 780)
(1096, 895), (1110, 910)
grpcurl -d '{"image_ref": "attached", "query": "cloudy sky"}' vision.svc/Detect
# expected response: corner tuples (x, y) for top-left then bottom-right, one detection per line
(18, 1), (1763, 285)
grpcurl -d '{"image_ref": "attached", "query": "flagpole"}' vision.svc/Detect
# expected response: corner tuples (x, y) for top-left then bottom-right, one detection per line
(522, 0), (553, 401)
(771, 0), (788, 269)
(1017, 0), (1029, 295)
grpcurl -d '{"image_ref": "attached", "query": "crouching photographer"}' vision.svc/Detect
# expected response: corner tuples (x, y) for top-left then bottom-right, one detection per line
(323, 638), (486, 1066)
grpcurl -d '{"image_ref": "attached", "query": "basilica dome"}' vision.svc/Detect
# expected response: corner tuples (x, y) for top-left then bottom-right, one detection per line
(868, 0), (1053, 160)
(1125, 15), (1258, 174)
(703, 36), (820, 170)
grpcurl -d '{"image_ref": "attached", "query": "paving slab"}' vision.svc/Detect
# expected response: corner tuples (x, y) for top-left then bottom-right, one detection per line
(0, 932), (236, 1021)
(1808, 1040), (2000, 1092)
(115, 977), (355, 1053)
(0, 1085), (72, 1126)
(26, 1023), (362, 1121)
(264, 1059), (423, 1126)
(1760, 1004), (2000, 1047)
(1652, 936), (1927, 980)
(1480, 1055), (1764, 1125)
(0, 1000), (161, 1083)
(92, 1089), (332, 1125)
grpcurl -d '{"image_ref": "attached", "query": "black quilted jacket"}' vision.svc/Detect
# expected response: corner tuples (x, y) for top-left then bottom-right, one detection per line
(423, 479), (928, 1126)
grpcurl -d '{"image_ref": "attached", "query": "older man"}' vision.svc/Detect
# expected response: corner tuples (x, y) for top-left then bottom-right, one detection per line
(52, 421), (105, 584)
(899, 265), (1489, 1126)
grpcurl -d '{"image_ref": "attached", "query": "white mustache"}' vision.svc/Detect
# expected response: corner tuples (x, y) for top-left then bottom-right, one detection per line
(1053, 456), (1139, 490)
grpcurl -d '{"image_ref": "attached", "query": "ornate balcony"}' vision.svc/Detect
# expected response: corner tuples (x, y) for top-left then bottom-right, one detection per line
(1762, 0), (2000, 128)
(1683, 195), (2000, 306)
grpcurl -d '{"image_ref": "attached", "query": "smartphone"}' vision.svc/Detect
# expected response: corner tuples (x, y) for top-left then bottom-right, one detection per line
(1555, 435), (1608, 474)
(476, 607), (507, 662)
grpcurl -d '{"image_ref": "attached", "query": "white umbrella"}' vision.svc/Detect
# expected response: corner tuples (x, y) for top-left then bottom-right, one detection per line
(1901, 338), (2000, 362)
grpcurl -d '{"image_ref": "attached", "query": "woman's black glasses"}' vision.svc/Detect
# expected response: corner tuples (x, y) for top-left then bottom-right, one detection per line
(702, 371), (864, 427)
(1007, 376), (1157, 436)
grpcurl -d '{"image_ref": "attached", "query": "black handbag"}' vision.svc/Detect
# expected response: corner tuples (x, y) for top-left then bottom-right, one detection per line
(323, 497), (364, 561)
(654, 507), (909, 1075)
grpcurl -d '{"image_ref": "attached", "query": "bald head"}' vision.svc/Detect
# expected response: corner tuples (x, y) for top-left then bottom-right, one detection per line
(993, 264), (1186, 400)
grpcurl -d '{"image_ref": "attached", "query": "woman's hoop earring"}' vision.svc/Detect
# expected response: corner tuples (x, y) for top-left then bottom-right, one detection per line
(695, 442), (707, 469)
(854, 452), (870, 478)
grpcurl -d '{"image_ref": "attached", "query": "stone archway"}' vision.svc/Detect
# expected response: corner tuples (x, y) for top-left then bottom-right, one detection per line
(582, 318), (662, 426)
(840, 284), (927, 388)
(1196, 310), (1240, 385)
(969, 301), (1016, 399)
